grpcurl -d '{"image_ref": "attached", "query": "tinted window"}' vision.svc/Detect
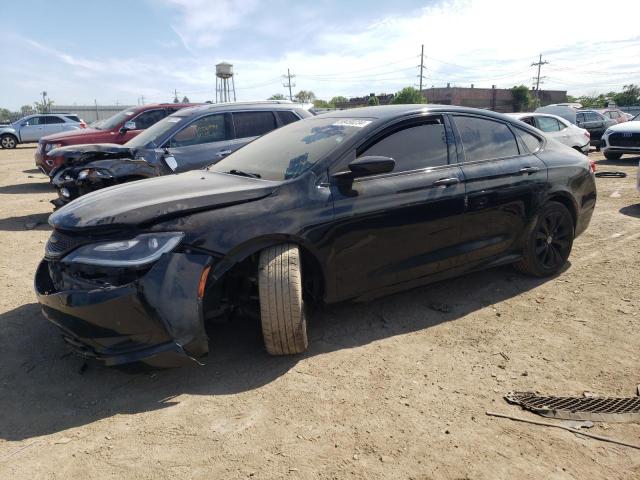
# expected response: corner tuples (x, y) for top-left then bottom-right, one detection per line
(516, 128), (542, 153)
(233, 111), (277, 138)
(535, 116), (561, 132)
(585, 112), (602, 122)
(25, 116), (45, 126)
(45, 116), (65, 124)
(133, 109), (167, 129)
(520, 116), (535, 127)
(169, 114), (226, 148)
(576, 112), (586, 123)
(454, 116), (519, 161)
(65, 115), (81, 122)
(361, 117), (448, 172)
(277, 110), (300, 126)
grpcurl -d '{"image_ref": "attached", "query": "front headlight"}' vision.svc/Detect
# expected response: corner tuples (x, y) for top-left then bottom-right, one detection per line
(45, 143), (63, 152)
(62, 232), (184, 267)
(77, 168), (113, 180)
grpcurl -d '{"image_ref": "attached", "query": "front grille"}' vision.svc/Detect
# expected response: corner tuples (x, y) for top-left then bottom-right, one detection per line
(45, 230), (87, 259)
(609, 132), (640, 148)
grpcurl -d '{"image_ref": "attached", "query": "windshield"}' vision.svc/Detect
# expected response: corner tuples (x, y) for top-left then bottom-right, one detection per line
(209, 117), (371, 181)
(125, 114), (185, 148)
(97, 108), (137, 130)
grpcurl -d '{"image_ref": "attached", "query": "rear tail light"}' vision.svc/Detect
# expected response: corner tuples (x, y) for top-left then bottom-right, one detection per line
(584, 131), (591, 139)
(588, 158), (596, 174)
(80, 121), (87, 128)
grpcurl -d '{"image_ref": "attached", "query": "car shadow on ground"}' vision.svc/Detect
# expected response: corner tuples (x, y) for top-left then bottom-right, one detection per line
(620, 204), (640, 218)
(594, 154), (640, 168)
(0, 212), (51, 231)
(0, 265), (554, 441)
(22, 169), (42, 174)
(0, 182), (52, 194)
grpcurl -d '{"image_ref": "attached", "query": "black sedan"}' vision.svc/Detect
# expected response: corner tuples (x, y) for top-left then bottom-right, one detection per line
(35, 105), (597, 367)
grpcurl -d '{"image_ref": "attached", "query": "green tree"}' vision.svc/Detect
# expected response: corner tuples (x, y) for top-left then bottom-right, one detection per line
(391, 87), (425, 104)
(34, 99), (54, 113)
(330, 96), (348, 106)
(268, 93), (286, 100)
(510, 85), (531, 112)
(0, 108), (11, 123)
(294, 90), (316, 103)
(613, 84), (640, 106)
(368, 95), (380, 106)
(313, 99), (332, 108)
(181, 96), (190, 103)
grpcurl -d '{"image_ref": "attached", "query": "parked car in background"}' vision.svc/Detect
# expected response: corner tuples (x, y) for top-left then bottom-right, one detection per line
(600, 113), (640, 160)
(35, 103), (197, 174)
(598, 108), (629, 124)
(507, 112), (590, 154)
(49, 101), (312, 207)
(0, 113), (85, 149)
(35, 105), (596, 367)
(536, 106), (616, 148)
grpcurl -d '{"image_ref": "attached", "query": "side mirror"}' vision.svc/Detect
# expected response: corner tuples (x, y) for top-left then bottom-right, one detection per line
(120, 120), (137, 133)
(163, 152), (178, 172)
(331, 156), (395, 182)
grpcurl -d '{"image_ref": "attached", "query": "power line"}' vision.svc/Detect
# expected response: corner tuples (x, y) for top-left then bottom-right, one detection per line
(531, 54), (549, 101)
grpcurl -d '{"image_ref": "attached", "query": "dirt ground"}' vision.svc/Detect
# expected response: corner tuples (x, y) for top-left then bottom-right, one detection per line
(0, 144), (638, 479)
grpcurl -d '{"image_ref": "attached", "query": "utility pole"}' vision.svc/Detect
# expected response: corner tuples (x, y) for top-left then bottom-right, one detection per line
(531, 54), (549, 103)
(418, 44), (425, 93)
(282, 68), (295, 101)
(140, 95), (145, 105)
(94, 99), (99, 122)
(173, 89), (179, 103)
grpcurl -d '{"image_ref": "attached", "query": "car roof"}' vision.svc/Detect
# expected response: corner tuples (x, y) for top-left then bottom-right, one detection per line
(173, 101), (310, 117)
(506, 112), (570, 123)
(313, 104), (519, 123)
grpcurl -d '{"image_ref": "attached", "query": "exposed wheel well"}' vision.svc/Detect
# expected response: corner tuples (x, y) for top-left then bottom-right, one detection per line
(1, 133), (18, 142)
(201, 242), (326, 322)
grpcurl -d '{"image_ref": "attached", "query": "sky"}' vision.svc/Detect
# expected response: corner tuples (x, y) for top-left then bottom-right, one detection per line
(1, 0), (640, 110)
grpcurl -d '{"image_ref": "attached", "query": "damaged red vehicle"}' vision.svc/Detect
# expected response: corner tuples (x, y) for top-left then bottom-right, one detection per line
(35, 104), (197, 174)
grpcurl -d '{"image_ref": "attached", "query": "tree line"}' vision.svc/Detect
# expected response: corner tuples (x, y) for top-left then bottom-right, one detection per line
(268, 86), (426, 108)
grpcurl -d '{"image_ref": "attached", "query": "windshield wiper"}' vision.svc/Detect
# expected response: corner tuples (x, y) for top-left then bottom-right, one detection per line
(227, 169), (261, 179)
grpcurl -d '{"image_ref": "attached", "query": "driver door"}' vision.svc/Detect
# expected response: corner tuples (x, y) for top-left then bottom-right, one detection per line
(326, 115), (466, 301)
(19, 116), (47, 142)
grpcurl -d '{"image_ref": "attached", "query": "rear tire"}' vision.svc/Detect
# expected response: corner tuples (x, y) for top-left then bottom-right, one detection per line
(514, 201), (574, 277)
(604, 151), (622, 160)
(258, 244), (308, 355)
(0, 134), (17, 149)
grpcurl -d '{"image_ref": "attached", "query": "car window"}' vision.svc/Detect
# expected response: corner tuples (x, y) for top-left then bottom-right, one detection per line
(45, 116), (65, 124)
(516, 128), (542, 153)
(233, 111), (277, 138)
(133, 109), (168, 129)
(520, 116), (535, 127)
(454, 116), (519, 161)
(610, 111), (620, 119)
(65, 115), (81, 123)
(360, 116), (448, 172)
(25, 116), (44, 126)
(576, 112), (586, 123)
(277, 110), (300, 126)
(535, 116), (561, 132)
(169, 114), (227, 148)
(585, 112), (602, 122)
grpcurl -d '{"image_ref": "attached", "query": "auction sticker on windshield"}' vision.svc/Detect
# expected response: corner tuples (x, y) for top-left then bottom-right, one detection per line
(332, 119), (372, 128)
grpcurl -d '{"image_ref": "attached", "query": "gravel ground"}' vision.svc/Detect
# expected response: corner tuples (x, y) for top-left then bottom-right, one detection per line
(0, 144), (639, 479)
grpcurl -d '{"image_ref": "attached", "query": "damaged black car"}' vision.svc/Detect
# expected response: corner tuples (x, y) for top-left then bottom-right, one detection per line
(48, 101), (312, 208)
(35, 105), (597, 367)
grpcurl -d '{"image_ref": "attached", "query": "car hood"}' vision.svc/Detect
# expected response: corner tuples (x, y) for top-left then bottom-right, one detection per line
(0, 125), (17, 133)
(606, 121), (640, 133)
(49, 143), (135, 166)
(49, 170), (278, 231)
(41, 128), (103, 142)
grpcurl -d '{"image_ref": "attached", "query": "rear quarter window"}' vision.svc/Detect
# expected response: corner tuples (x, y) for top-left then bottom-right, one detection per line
(454, 116), (519, 161)
(515, 128), (543, 153)
(277, 110), (301, 126)
(233, 111), (277, 138)
(65, 115), (81, 123)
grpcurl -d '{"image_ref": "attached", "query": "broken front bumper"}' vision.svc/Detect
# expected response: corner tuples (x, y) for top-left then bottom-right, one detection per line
(34, 252), (212, 367)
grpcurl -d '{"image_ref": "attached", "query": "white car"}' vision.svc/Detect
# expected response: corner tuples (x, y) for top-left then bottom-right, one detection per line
(600, 113), (640, 160)
(507, 112), (591, 154)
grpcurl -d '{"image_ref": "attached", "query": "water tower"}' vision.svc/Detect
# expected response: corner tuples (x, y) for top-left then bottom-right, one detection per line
(215, 62), (236, 103)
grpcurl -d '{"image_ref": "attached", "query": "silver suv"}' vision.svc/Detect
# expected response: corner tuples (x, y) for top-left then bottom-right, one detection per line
(0, 113), (84, 149)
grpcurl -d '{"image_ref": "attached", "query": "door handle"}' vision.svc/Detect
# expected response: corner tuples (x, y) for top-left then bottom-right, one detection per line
(519, 166), (540, 175)
(216, 149), (232, 157)
(432, 177), (460, 186)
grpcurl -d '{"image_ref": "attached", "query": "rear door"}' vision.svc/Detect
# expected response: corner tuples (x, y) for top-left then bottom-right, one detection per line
(228, 110), (280, 157)
(164, 112), (232, 172)
(327, 114), (466, 300)
(452, 114), (547, 266)
(44, 115), (67, 135)
(577, 111), (606, 141)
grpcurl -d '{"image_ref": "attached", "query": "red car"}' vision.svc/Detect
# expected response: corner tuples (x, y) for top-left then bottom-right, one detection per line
(36, 103), (198, 174)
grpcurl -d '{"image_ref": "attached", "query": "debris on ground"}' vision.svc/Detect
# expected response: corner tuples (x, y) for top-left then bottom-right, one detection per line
(505, 391), (640, 423)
